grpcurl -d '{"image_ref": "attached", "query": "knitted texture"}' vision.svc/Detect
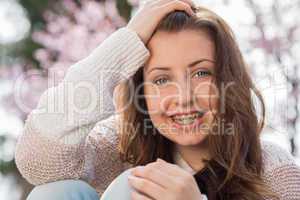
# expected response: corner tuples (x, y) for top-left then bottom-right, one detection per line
(15, 27), (300, 199)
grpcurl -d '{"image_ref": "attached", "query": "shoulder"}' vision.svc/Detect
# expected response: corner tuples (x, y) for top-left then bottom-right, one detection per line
(260, 140), (300, 199)
(260, 140), (296, 173)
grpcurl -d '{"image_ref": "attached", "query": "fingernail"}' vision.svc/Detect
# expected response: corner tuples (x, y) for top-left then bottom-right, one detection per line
(128, 175), (135, 182)
(131, 166), (143, 175)
(128, 175), (135, 180)
(131, 169), (136, 175)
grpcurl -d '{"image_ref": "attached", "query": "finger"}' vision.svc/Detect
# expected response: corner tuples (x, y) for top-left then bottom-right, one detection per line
(128, 175), (165, 200)
(154, 0), (196, 8)
(155, 158), (190, 176)
(179, 0), (197, 8)
(161, 0), (195, 16)
(146, 160), (179, 177)
(135, 159), (190, 182)
(131, 190), (153, 200)
(131, 165), (174, 189)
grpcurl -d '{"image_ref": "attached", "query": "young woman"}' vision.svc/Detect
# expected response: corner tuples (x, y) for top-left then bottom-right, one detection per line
(16, 1), (300, 200)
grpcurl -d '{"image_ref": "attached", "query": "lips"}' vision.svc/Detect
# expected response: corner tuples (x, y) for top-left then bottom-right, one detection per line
(170, 110), (207, 130)
(171, 111), (204, 120)
(168, 109), (206, 118)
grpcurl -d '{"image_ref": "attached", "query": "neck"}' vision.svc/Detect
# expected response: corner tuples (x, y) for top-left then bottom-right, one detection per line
(175, 139), (210, 172)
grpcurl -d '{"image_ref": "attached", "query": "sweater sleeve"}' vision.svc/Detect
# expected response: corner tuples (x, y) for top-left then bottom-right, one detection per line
(14, 27), (150, 193)
(261, 141), (300, 200)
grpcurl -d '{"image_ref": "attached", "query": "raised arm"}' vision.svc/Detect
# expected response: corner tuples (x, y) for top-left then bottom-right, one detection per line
(15, 27), (150, 192)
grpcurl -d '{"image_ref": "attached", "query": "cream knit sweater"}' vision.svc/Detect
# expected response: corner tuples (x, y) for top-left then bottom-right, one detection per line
(15, 27), (300, 199)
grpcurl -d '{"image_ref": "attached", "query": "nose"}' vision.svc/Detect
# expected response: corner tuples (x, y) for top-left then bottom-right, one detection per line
(175, 77), (194, 109)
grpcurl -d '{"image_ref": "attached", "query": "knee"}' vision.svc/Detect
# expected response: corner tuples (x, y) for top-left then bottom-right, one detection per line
(100, 168), (134, 200)
(27, 180), (99, 200)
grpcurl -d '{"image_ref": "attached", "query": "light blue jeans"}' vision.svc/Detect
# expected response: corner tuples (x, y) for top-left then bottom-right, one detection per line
(27, 168), (207, 200)
(27, 169), (133, 200)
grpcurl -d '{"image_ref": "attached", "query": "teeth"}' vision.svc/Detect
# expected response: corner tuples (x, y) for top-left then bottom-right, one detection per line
(173, 117), (196, 125)
(171, 112), (204, 125)
(172, 112), (201, 120)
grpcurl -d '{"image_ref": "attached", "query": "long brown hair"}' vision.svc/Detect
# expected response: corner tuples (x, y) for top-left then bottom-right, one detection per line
(116, 6), (279, 200)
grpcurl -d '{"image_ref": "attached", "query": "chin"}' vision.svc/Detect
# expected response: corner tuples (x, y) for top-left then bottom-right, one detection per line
(164, 130), (208, 146)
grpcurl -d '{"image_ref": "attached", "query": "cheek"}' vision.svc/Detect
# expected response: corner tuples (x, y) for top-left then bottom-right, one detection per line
(144, 86), (173, 132)
(144, 84), (176, 115)
(193, 81), (219, 110)
(144, 85), (162, 114)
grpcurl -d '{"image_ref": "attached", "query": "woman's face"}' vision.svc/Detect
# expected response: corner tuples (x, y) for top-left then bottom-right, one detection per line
(143, 29), (218, 147)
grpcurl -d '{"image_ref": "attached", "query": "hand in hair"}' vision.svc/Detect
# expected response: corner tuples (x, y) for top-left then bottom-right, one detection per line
(127, 0), (196, 44)
(128, 158), (204, 200)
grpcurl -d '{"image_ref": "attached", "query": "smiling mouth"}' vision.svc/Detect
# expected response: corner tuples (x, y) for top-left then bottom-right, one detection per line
(170, 110), (207, 127)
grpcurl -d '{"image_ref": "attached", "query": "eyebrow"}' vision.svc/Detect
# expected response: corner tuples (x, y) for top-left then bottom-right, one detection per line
(146, 58), (215, 74)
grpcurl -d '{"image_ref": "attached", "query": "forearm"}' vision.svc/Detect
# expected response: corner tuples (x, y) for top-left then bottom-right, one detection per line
(28, 27), (150, 143)
(15, 26), (150, 186)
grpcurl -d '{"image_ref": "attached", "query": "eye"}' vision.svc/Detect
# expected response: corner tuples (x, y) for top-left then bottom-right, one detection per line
(153, 77), (168, 85)
(193, 70), (212, 78)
